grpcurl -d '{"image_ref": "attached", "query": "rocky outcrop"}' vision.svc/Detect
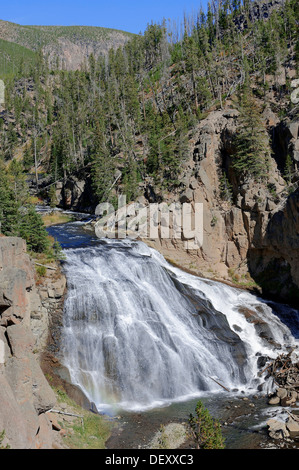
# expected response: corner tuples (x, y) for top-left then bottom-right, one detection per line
(136, 108), (299, 304)
(234, 0), (286, 31)
(42, 33), (131, 71)
(0, 237), (56, 449)
(55, 171), (96, 213)
(248, 188), (299, 303)
(0, 20), (133, 71)
(79, 106), (298, 304)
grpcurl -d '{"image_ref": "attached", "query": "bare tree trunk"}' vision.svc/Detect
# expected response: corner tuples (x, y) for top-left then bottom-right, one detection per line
(34, 131), (38, 187)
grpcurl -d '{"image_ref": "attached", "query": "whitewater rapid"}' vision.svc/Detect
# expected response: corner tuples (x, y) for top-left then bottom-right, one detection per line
(60, 237), (299, 412)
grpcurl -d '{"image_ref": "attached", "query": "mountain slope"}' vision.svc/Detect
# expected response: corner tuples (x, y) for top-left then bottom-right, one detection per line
(0, 0), (298, 303)
(0, 20), (134, 70)
(0, 38), (37, 79)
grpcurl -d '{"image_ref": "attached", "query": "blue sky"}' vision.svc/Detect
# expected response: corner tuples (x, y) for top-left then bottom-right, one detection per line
(1, 0), (208, 34)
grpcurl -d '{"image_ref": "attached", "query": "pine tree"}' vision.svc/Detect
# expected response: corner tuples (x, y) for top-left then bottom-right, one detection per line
(6, 160), (26, 203)
(18, 205), (50, 253)
(23, 144), (34, 171)
(220, 172), (233, 201)
(91, 112), (115, 203)
(49, 185), (58, 208)
(284, 153), (294, 192)
(0, 160), (50, 254)
(0, 162), (19, 235)
(232, 85), (271, 181)
(183, 34), (200, 112)
(188, 401), (225, 449)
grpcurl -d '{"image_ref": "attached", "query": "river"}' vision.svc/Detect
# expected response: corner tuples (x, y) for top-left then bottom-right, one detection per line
(46, 215), (299, 449)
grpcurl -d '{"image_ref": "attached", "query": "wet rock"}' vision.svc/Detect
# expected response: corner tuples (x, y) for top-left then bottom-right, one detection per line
(257, 355), (268, 369)
(277, 388), (288, 400)
(268, 395), (280, 405)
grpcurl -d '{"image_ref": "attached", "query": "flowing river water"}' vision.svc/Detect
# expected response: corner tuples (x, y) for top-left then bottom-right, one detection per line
(46, 214), (299, 449)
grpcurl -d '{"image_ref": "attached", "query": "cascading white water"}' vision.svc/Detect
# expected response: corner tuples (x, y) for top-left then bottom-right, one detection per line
(61, 238), (299, 412)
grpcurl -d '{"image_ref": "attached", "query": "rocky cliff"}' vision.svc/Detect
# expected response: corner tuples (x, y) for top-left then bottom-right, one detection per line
(0, 20), (133, 71)
(0, 237), (57, 449)
(80, 105), (299, 306)
(143, 108), (299, 304)
(234, 0), (287, 30)
(249, 187), (299, 303)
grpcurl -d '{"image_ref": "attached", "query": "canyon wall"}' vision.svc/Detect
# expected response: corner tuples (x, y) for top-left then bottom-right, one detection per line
(52, 105), (299, 305)
(143, 108), (299, 304)
(0, 237), (57, 449)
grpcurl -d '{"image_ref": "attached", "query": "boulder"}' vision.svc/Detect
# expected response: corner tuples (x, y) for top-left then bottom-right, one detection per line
(267, 418), (289, 439)
(35, 414), (54, 449)
(6, 323), (35, 359)
(30, 355), (56, 414)
(0, 374), (30, 448)
(281, 391), (297, 407)
(268, 395), (280, 405)
(276, 388), (288, 400)
(286, 418), (299, 439)
(47, 412), (62, 431)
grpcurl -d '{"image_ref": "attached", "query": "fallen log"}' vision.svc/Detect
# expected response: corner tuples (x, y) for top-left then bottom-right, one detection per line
(47, 409), (83, 419)
(47, 409), (84, 430)
(258, 361), (273, 377)
(35, 262), (57, 271)
(286, 410), (299, 422)
(209, 376), (230, 392)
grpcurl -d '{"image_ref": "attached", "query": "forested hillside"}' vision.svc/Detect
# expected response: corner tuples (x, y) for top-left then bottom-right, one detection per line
(0, 0), (298, 206)
(0, 0), (298, 298)
(1, 0), (299, 451)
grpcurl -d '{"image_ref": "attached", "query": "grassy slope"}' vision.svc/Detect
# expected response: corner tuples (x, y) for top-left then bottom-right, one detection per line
(0, 37), (37, 79)
(51, 387), (113, 449)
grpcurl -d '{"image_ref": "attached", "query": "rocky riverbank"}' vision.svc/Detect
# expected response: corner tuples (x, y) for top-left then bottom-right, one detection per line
(0, 237), (57, 448)
(105, 392), (299, 450)
(1, 227), (298, 449)
(0, 235), (112, 449)
(262, 351), (299, 442)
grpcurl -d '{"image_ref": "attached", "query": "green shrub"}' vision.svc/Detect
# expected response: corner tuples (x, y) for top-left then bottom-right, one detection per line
(36, 265), (47, 277)
(0, 430), (10, 449)
(188, 401), (225, 449)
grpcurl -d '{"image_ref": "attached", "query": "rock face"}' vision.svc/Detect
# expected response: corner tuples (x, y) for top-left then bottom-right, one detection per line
(0, 20), (133, 71)
(42, 33), (131, 71)
(138, 108), (299, 305)
(249, 188), (299, 303)
(0, 237), (56, 449)
(54, 170), (96, 212)
(234, 0), (286, 31)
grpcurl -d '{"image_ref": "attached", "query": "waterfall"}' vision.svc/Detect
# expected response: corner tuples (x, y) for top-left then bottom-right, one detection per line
(60, 238), (299, 412)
